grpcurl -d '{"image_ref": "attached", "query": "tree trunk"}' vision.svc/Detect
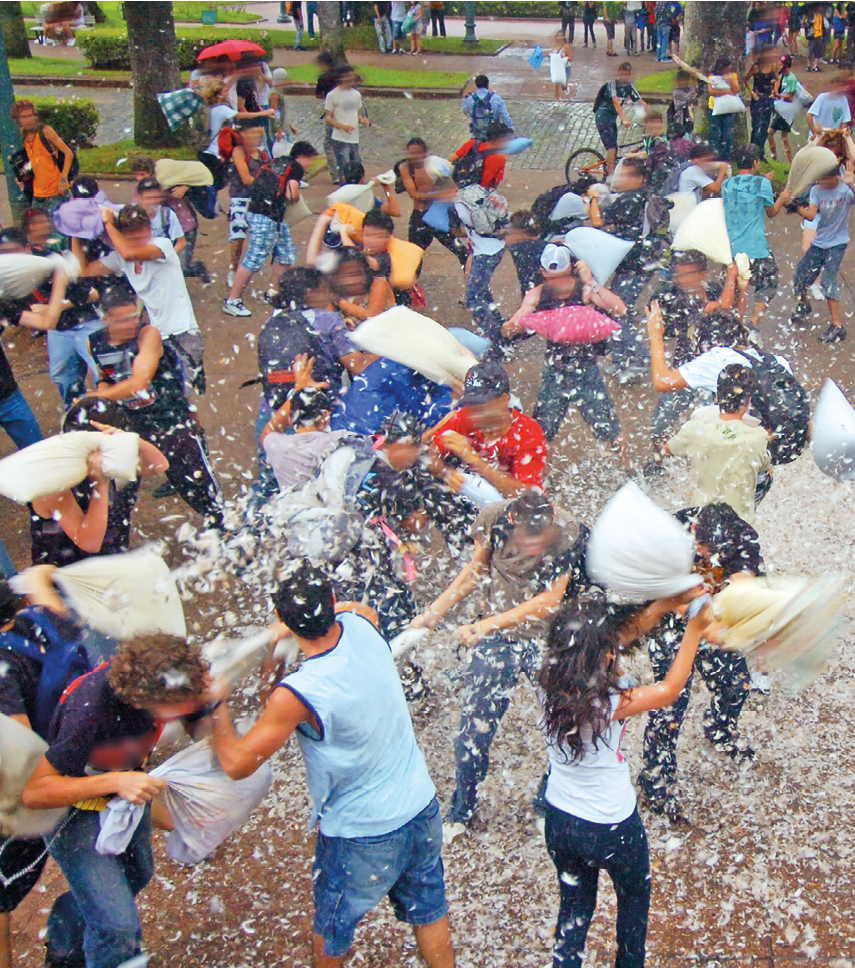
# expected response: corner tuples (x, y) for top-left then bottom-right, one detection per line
(0, 25), (28, 221)
(0, 2), (32, 60)
(86, 2), (107, 24)
(125, 1), (183, 147)
(319, 1), (347, 64)
(683, 0), (750, 145)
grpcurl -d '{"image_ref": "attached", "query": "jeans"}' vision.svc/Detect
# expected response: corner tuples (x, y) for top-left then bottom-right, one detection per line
(624, 21), (636, 49)
(0, 538), (16, 578)
(750, 96), (774, 157)
(374, 13), (392, 50)
(448, 635), (541, 823)
(47, 807), (154, 968)
(431, 8), (446, 35)
(323, 123), (341, 182)
(332, 140), (362, 176)
(793, 243), (848, 301)
(638, 615), (750, 802)
(545, 804), (650, 968)
(0, 388), (42, 449)
(306, 0), (317, 37)
(47, 317), (103, 407)
(562, 15), (575, 42)
(610, 267), (652, 371)
(34, 192), (69, 215)
(408, 208), (467, 265)
(656, 22), (671, 58)
(534, 350), (621, 443)
(293, 19), (304, 47)
(464, 249), (505, 344)
(583, 19), (596, 44)
(709, 112), (736, 162)
(313, 799), (448, 958)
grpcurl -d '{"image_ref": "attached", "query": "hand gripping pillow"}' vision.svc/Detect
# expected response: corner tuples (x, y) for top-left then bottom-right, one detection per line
(0, 431), (140, 503)
(518, 304), (620, 345)
(563, 227), (635, 285)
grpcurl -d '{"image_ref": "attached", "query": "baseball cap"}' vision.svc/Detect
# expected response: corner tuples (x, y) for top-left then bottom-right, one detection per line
(540, 243), (573, 274)
(459, 361), (511, 406)
(380, 410), (423, 443)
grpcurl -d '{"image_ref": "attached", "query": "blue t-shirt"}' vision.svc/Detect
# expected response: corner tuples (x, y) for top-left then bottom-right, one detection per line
(809, 180), (855, 248)
(722, 173), (775, 259)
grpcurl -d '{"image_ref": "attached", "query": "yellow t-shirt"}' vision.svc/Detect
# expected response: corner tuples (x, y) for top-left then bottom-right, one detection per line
(709, 73), (737, 111)
(668, 416), (771, 524)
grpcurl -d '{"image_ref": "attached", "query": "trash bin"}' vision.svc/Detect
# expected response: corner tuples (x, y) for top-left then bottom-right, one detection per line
(201, 9), (218, 25)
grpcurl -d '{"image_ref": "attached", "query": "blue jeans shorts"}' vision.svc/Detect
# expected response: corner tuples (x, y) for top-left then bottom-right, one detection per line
(313, 798), (448, 958)
(794, 243), (848, 301)
(241, 212), (297, 272)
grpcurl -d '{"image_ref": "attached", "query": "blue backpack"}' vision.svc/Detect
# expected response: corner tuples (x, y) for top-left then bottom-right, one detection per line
(0, 607), (90, 741)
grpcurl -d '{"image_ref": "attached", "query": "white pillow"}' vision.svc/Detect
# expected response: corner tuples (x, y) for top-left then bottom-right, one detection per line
(0, 431), (140, 504)
(349, 306), (477, 386)
(326, 183), (376, 213)
(586, 482), (703, 602)
(671, 197), (733, 265)
(563, 227), (635, 285)
(0, 251), (80, 300)
(811, 378), (855, 481)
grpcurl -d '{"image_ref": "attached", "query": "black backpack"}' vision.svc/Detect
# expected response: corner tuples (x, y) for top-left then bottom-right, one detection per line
(453, 142), (495, 188)
(248, 158), (295, 218)
(592, 82), (611, 114)
(736, 351), (810, 465)
(11, 129), (79, 200)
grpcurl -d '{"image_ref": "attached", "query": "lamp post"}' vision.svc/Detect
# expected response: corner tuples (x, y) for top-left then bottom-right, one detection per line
(277, 2), (292, 24)
(463, 0), (478, 46)
(0, 26), (26, 223)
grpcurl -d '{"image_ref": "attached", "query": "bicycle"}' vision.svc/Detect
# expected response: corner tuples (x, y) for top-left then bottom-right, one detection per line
(564, 138), (645, 184)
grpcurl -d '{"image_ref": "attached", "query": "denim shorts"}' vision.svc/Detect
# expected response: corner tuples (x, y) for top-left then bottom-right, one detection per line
(596, 119), (619, 152)
(313, 798), (448, 958)
(228, 197), (250, 242)
(241, 212), (297, 271)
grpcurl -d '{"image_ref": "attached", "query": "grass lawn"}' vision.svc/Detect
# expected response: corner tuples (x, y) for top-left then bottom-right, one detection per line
(11, 55), (468, 89)
(283, 63), (470, 88)
(22, 0), (260, 25)
(635, 69), (678, 94)
(77, 141), (199, 175)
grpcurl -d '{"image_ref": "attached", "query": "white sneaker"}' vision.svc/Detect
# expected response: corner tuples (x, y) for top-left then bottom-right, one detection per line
(750, 671), (771, 694)
(67, 37), (76, 46)
(810, 283), (825, 301)
(442, 821), (467, 846)
(227, 267), (236, 289)
(299, 180), (309, 188)
(223, 298), (251, 317)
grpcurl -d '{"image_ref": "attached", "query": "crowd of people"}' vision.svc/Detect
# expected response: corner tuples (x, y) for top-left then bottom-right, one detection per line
(0, 13), (851, 968)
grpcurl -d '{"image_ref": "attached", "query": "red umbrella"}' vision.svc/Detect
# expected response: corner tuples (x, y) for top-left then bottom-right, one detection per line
(197, 39), (267, 61)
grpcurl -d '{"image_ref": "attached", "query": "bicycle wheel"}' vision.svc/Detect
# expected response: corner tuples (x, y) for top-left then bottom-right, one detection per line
(565, 147), (606, 185)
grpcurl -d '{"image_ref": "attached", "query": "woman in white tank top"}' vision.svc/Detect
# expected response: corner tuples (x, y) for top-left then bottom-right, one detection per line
(549, 31), (574, 101)
(538, 593), (713, 968)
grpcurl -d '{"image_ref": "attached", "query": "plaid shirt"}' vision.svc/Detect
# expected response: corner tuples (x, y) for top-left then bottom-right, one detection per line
(156, 89), (204, 132)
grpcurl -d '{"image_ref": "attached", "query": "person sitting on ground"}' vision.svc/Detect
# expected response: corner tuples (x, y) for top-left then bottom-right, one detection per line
(426, 361), (548, 499)
(209, 561), (457, 968)
(677, 141), (729, 201)
(503, 245), (629, 463)
(22, 634), (216, 968)
(410, 492), (582, 837)
(664, 364), (772, 525)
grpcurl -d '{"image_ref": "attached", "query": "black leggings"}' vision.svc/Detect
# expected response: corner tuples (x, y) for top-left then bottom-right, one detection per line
(583, 19), (596, 44)
(408, 209), (468, 266)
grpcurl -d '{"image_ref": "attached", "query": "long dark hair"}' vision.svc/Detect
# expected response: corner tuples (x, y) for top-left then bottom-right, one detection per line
(539, 601), (640, 763)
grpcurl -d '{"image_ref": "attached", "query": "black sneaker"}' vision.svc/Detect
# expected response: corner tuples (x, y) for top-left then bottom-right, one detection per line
(789, 298), (811, 325)
(153, 481), (178, 498)
(44, 950), (86, 968)
(819, 323), (847, 344)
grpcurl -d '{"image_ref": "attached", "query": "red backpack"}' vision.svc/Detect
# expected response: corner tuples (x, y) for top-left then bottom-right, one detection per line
(218, 126), (245, 162)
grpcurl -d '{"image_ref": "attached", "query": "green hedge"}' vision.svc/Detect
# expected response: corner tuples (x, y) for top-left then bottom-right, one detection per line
(78, 27), (274, 71)
(16, 96), (99, 149)
(444, 2), (564, 16)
